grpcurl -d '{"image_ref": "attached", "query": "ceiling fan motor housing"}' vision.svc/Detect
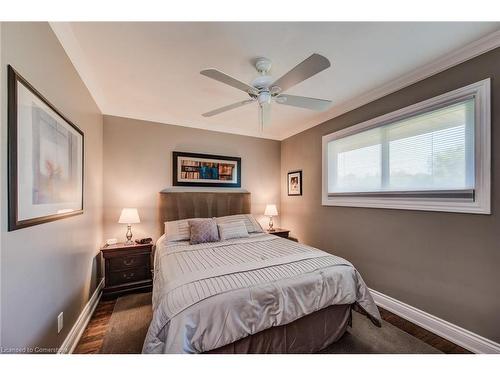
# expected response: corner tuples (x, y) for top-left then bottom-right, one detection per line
(251, 75), (273, 89)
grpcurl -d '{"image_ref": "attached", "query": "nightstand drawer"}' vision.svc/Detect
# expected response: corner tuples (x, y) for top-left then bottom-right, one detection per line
(109, 253), (149, 271)
(108, 267), (149, 286)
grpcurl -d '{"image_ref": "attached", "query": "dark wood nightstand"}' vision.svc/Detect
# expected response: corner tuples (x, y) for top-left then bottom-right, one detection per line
(267, 228), (290, 239)
(101, 242), (153, 298)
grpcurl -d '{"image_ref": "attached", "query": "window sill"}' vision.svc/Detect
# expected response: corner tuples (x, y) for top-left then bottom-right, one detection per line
(321, 196), (490, 214)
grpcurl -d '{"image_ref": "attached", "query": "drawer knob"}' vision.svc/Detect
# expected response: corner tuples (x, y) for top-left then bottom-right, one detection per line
(123, 258), (135, 266)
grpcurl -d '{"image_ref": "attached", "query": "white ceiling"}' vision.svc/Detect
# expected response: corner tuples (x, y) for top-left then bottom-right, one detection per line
(51, 22), (500, 140)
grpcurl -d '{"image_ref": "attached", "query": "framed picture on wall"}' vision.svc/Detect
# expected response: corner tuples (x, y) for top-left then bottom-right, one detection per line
(173, 151), (241, 188)
(8, 65), (84, 231)
(288, 170), (302, 196)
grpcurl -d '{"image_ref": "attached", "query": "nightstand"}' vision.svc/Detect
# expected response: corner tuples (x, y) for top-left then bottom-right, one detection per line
(101, 242), (153, 298)
(267, 228), (290, 239)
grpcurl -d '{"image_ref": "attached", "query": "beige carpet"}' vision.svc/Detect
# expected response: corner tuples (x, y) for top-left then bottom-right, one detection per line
(320, 309), (440, 354)
(100, 292), (153, 354)
(100, 292), (441, 354)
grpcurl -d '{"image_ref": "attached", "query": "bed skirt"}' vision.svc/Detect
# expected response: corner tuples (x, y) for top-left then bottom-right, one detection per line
(205, 304), (351, 354)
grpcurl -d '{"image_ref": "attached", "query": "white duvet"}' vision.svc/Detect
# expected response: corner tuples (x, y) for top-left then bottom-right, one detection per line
(142, 233), (380, 353)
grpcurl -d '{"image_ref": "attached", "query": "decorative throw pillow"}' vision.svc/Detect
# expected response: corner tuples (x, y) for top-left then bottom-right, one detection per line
(218, 221), (249, 241)
(189, 219), (219, 245)
(215, 214), (263, 233)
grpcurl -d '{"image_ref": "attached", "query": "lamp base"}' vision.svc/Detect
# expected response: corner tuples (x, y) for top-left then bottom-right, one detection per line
(268, 216), (275, 232)
(125, 224), (133, 245)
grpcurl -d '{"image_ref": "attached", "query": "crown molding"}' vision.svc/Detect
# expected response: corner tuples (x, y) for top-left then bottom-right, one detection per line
(281, 29), (500, 140)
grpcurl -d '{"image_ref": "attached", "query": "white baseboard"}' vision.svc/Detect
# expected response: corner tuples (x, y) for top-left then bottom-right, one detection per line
(370, 288), (500, 354)
(58, 278), (104, 354)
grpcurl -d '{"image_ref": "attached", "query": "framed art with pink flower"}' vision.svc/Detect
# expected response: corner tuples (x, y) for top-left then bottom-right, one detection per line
(8, 65), (84, 231)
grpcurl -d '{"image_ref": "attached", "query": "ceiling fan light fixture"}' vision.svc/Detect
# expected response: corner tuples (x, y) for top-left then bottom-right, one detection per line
(258, 91), (271, 106)
(270, 86), (282, 96)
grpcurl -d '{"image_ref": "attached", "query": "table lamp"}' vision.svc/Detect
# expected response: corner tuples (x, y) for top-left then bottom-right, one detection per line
(264, 204), (278, 232)
(118, 208), (141, 244)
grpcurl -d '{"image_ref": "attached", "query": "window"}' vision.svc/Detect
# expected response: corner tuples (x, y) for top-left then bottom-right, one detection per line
(322, 79), (490, 214)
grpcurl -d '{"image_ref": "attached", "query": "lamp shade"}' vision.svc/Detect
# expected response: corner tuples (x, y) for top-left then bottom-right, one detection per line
(118, 208), (141, 224)
(264, 204), (278, 216)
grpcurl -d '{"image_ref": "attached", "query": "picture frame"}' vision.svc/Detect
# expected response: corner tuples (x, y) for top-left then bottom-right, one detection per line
(287, 170), (302, 196)
(173, 151), (241, 188)
(8, 65), (84, 231)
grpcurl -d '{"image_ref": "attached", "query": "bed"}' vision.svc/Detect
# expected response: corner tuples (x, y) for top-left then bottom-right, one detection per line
(142, 191), (381, 354)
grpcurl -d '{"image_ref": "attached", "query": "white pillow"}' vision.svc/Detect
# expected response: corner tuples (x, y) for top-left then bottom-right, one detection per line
(215, 214), (263, 233)
(164, 218), (205, 242)
(165, 214), (262, 241)
(218, 221), (249, 241)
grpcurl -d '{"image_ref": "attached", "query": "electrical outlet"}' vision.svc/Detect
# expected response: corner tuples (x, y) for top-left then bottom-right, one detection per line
(57, 312), (64, 334)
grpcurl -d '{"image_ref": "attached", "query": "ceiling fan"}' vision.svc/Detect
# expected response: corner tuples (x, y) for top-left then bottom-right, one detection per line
(200, 54), (332, 131)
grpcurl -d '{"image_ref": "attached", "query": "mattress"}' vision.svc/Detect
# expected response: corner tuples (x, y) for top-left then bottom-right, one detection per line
(142, 232), (380, 353)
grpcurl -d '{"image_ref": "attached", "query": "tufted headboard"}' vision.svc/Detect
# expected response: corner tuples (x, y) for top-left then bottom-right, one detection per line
(158, 190), (251, 234)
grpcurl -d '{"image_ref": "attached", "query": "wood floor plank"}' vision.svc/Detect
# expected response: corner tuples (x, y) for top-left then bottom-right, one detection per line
(378, 307), (471, 354)
(73, 297), (117, 354)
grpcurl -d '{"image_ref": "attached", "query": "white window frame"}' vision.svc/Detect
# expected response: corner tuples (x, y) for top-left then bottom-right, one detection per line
(322, 79), (491, 214)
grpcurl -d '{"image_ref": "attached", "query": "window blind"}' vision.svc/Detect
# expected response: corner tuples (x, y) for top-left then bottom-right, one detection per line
(327, 98), (475, 198)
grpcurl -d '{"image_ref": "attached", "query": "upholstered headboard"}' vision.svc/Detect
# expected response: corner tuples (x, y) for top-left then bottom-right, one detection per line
(158, 190), (251, 233)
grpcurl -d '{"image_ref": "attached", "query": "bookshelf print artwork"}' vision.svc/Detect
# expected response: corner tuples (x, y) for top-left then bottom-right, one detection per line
(173, 152), (241, 188)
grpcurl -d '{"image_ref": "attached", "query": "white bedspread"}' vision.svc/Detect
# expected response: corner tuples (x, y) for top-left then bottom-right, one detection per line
(142, 233), (380, 353)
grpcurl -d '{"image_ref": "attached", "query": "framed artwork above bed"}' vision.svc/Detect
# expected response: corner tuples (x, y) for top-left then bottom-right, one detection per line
(7, 65), (84, 231)
(173, 151), (241, 188)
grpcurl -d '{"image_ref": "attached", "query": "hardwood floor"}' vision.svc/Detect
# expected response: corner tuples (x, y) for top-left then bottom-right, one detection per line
(378, 307), (471, 354)
(74, 297), (471, 354)
(74, 298), (116, 354)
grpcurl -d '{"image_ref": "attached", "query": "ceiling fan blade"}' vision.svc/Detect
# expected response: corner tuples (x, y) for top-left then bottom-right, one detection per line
(259, 103), (270, 131)
(202, 99), (254, 117)
(271, 54), (331, 93)
(276, 94), (332, 111)
(201, 69), (257, 94)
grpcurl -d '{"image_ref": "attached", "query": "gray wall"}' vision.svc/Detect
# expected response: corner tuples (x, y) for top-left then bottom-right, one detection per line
(0, 23), (103, 350)
(280, 47), (500, 342)
(103, 115), (281, 242)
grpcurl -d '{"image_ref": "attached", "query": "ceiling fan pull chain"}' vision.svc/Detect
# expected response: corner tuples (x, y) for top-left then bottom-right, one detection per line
(260, 106), (264, 132)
